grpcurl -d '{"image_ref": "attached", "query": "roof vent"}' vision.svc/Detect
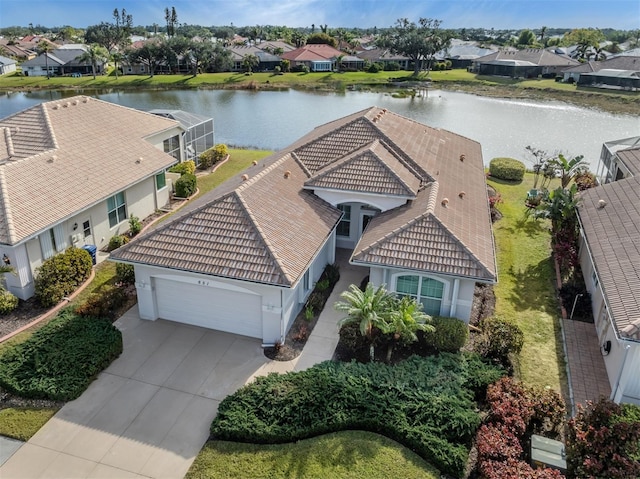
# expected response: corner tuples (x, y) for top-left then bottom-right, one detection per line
(241, 174), (249, 181)
(460, 154), (465, 162)
(459, 191), (466, 198)
(598, 199), (606, 208)
(52, 104), (59, 110)
(64, 102), (71, 108)
(441, 198), (449, 207)
(252, 160), (258, 166)
(82, 98), (89, 103)
(136, 157), (143, 164)
(47, 155), (57, 163)
(72, 99), (79, 106)
(284, 170), (291, 179)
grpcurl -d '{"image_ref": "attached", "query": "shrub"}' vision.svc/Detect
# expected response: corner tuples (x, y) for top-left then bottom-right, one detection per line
(566, 398), (640, 479)
(422, 316), (469, 352)
(0, 310), (122, 400)
(477, 317), (524, 366)
(489, 157), (526, 181)
(384, 62), (401, 71)
(128, 215), (142, 237)
(199, 144), (228, 169)
(34, 248), (92, 307)
(75, 286), (129, 320)
(168, 160), (196, 176)
(0, 289), (19, 315)
(115, 263), (135, 285)
(476, 424), (523, 462)
(174, 173), (197, 198)
(367, 62), (381, 73)
(211, 354), (503, 478)
(107, 234), (129, 252)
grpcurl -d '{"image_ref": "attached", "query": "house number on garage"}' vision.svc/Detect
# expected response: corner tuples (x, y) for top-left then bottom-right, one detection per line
(197, 280), (210, 286)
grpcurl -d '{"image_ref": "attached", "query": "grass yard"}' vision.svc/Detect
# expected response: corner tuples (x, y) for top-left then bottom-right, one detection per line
(0, 408), (59, 441)
(196, 148), (273, 197)
(488, 173), (567, 397)
(188, 431), (439, 479)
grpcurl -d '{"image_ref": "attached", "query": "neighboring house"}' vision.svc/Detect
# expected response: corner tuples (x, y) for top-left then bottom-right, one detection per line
(111, 108), (497, 346)
(561, 56), (640, 83)
(281, 44), (365, 71)
(437, 44), (497, 69)
(0, 96), (184, 300)
(576, 137), (640, 405)
(472, 48), (579, 78)
(0, 42), (36, 61)
(577, 69), (640, 91)
(21, 47), (103, 77)
(0, 55), (17, 75)
(227, 45), (281, 72)
(149, 109), (215, 163)
(357, 47), (411, 70)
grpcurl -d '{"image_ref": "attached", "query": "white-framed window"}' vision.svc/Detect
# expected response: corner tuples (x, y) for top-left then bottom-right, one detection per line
(394, 274), (445, 316)
(336, 204), (351, 237)
(107, 192), (127, 228)
(156, 172), (167, 190)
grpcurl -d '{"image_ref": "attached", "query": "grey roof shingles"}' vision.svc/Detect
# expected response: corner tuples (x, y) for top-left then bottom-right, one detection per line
(577, 146), (640, 339)
(112, 107), (497, 288)
(0, 96), (181, 245)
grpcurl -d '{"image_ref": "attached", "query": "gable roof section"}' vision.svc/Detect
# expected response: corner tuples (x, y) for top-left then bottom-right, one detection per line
(0, 96), (180, 245)
(577, 147), (640, 339)
(475, 49), (579, 67)
(111, 154), (342, 287)
(281, 44), (344, 62)
(304, 140), (421, 197)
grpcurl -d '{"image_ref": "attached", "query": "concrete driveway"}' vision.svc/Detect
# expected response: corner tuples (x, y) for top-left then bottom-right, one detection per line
(0, 308), (297, 479)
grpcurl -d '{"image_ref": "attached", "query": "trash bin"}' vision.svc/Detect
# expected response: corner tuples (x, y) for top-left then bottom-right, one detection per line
(82, 244), (97, 265)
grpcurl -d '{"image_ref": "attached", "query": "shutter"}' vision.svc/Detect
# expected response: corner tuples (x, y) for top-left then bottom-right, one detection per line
(53, 224), (67, 251)
(40, 230), (55, 259)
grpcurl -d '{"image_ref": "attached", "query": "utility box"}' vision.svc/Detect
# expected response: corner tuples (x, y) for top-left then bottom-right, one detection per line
(531, 434), (567, 474)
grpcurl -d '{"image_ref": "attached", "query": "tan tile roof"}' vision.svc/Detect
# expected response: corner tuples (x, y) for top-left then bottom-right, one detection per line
(112, 155), (342, 286)
(577, 146), (640, 339)
(113, 106), (496, 287)
(304, 140), (421, 197)
(0, 96), (180, 245)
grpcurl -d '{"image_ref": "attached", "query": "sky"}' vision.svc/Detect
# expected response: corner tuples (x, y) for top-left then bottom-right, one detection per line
(0, 0), (639, 31)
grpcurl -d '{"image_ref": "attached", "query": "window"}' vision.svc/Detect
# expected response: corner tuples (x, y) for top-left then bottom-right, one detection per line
(591, 269), (599, 289)
(395, 275), (444, 316)
(155, 172), (167, 190)
(83, 220), (91, 239)
(107, 192), (127, 228)
(336, 204), (351, 237)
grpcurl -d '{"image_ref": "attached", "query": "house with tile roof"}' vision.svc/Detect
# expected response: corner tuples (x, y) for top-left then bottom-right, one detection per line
(561, 55), (640, 83)
(21, 47), (104, 77)
(471, 48), (579, 78)
(0, 96), (184, 300)
(111, 108), (497, 346)
(577, 137), (640, 405)
(281, 44), (364, 72)
(0, 55), (17, 75)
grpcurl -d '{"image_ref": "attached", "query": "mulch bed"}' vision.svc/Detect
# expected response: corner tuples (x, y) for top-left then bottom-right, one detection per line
(0, 297), (50, 339)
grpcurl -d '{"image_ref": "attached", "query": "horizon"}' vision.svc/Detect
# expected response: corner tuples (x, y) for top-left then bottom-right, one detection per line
(1, 0), (639, 31)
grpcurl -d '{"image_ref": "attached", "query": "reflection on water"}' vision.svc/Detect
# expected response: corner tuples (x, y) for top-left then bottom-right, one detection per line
(1, 88), (637, 169)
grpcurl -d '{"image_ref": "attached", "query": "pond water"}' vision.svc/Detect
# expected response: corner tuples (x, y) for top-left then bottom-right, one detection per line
(1, 88), (638, 170)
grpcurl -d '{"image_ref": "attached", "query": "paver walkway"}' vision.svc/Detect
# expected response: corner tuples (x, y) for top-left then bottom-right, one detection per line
(0, 250), (366, 478)
(562, 318), (611, 414)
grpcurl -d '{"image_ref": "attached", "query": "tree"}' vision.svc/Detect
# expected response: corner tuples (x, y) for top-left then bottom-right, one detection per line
(549, 153), (588, 189)
(378, 18), (452, 76)
(85, 8), (132, 77)
(127, 41), (162, 77)
(516, 29), (536, 48)
(538, 26), (548, 46)
(188, 40), (213, 75)
(335, 283), (395, 362)
(379, 296), (433, 363)
(561, 28), (605, 60)
(306, 32), (338, 48)
(164, 6), (178, 38)
(242, 53), (259, 73)
(37, 41), (55, 79)
(76, 44), (109, 79)
(110, 51), (125, 78)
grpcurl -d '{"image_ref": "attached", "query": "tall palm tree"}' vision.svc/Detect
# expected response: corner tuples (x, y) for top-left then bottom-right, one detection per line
(379, 296), (433, 363)
(37, 41), (55, 79)
(335, 283), (395, 362)
(110, 51), (125, 79)
(76, 44), (109, 79)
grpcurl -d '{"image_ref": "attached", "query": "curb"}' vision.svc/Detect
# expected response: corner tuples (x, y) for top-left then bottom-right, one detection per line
(0, 268), (96, 344)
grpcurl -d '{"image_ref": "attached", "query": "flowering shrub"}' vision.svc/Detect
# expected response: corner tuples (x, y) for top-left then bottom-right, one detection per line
(480, 458), (565, 479)
(488, 193), (502, 208)
(476, 425), (522, 462)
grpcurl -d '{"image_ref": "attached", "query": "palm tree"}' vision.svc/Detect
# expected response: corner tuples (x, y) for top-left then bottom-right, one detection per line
(110, 51), (125, 79)
(242, 53), (259, 73)
(37, 41), (55, 79)
(76, 44), (109, 79)
(379, 296), (433, 363)
(550, 153), (588, 189)
(335, 283), (395, 362)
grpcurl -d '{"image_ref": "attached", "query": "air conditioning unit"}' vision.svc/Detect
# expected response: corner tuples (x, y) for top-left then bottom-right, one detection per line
(71, 234), (81, 244)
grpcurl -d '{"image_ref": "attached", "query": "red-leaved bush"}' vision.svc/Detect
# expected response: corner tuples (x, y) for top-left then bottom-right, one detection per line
(566, 397), (640, 479)
(480, 458), (565, 479)
(476, 425), (522, 462)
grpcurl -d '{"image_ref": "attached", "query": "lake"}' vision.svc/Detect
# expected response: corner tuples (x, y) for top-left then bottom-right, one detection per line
(1, 88), (638, 170)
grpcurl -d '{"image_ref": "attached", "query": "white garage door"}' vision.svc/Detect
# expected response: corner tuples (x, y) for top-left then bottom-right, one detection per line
(154, 278), (262, 338)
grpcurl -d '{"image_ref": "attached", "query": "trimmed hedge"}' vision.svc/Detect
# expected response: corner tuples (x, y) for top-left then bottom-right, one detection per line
(34, 248), (93, 307)
(199, 144), (228, 169)
(0, 289), (19, 315)
(175, 173), (197, 198)
(0, 310), (122, 401)
(423, 316), (469, 353)
(489, 158), (526, 181)
(168, 160), (196, 176)
(211, 353), (503, 478)
(107, 234), (129, 252)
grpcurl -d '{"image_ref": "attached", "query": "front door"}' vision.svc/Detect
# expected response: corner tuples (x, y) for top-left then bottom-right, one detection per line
(82, 219), (94, 245)
(359, 210), (377, 238)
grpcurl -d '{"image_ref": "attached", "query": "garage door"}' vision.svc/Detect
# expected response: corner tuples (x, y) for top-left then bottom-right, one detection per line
(154, 278), (262, 338)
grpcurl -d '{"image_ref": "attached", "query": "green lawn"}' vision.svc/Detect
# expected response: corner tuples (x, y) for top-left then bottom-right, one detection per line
(187, 431), (439, 479)
(488, 173), (568, 397)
